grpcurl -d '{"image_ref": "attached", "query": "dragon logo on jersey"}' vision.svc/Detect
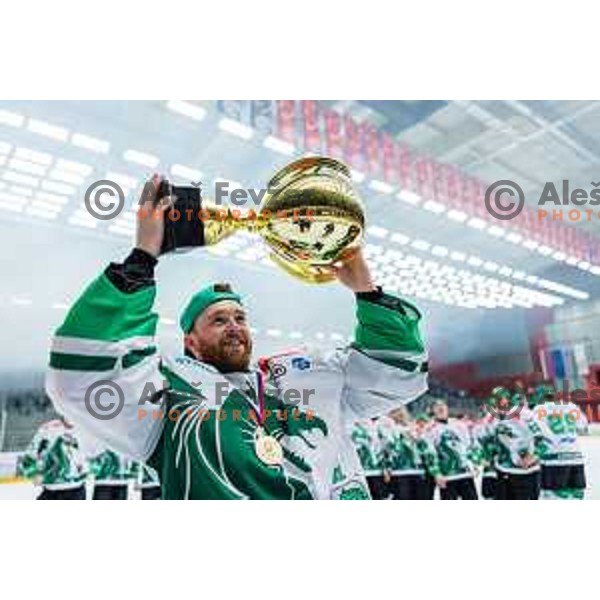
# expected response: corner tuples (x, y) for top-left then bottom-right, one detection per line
(166, 384), (329, 499)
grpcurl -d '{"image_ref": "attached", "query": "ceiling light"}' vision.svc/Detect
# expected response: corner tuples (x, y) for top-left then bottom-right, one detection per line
(49, 170), (85, 185)
(8, 158), (47, 176)
(123, 149), (160, 168)
(14, 147), (53, 165)
(42, 180), (75, 195)
(450, 251), (466, 262)
(166, 100), (207, 121)
(218, 117), (254, 140)
(2, 171), (39, 187)
(28, 119), (69, 141)
(522, 239), (539, 250)
(431, 245), (449, 257)
(71, 133), (110, 153)
(467, 256), (483, 267)
(423, 200), (446, 214)
(36, 191), (69, 205)
(467, 217), (487, 230)
(26, 207), (58, 220)
(30, 200), (63, 212)
(0, 200), (23, 213)
(10, 186), (33, 197)
(397, 189), (421, 205)
(0, 109), (25, 127)
(488, 225), (506, 237)
(350, 170), (365, 183)
(367, 225), (389, 239)
(390, 232), (410, 245)
(447, 209), (468, 222)
(369, 180), (394, 195)
(263, 136), (295, 155)
(106, 171), (139, 189)
(411, 239), (431, 252)
(55, 158), (93, 176)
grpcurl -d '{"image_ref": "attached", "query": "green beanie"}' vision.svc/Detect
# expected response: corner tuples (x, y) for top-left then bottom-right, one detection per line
(180, 283), (243, 333)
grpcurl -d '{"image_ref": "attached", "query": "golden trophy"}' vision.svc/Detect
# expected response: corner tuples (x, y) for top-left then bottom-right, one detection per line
(158, 156), (365, 283)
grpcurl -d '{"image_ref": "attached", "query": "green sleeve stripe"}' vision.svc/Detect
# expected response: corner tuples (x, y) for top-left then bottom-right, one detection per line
(50, 346), (157, 371)
(122, 346), (158, 369)
(56, 273), (158, 342)
(50, 352), (117, 372)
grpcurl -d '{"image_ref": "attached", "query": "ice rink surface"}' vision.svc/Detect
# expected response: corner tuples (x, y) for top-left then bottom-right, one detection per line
(2, 433), (599, 500)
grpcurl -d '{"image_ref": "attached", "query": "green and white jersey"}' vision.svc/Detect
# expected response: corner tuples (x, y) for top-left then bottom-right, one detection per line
(17, 420), (86, 490)
(377, 416), (427, 476)
(46, 260), (427, 500)
(88, 449), (131, 485)
(473, 419), (497, 477)
(130, 461), (160, 489)
(531, 401), (584, 466)
(426, 420), (481, 481)
(351, 419), (383, 476)
(490, 417), (541, 475)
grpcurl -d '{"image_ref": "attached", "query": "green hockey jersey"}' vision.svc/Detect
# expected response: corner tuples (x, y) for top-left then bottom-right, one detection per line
(46, 256), (428, 499)
(489, 415), (541, 475)
(351, 419), (384, 476)
(17, 420), (86, 490)
(531, 401), (585, 466)
(88, 449), (131, 484)
(425, 420), (481, 480)
(377, 415), (439, 476)
(130, 461), (160, 489)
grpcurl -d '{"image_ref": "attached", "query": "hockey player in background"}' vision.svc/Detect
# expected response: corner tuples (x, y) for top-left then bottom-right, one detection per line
(17, 417), (86, 500)
(486, 387), (541, 500)
(131, 461), (161, 500)
(351, 419), (387, 499)
(414, 413), (437, 499)
(380, 406), (442, 500)
(472, 410), (497, 500)
(88, 448), (131, 500)
(426, 400), (481, 500)
(532, 389), (587, 500)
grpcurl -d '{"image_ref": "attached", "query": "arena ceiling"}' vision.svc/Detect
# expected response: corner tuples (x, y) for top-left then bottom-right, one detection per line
(1, 100), (599, 370)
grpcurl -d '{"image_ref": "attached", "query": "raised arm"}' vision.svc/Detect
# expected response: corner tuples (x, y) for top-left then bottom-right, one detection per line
(45, 176), (172, 460)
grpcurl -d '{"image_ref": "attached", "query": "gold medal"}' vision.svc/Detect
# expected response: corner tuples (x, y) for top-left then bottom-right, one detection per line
(255, 429), (283, 466)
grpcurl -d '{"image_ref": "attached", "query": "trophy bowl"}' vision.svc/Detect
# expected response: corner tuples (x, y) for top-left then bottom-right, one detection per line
(157, 156), (366, 284)
(260, 156), (365, 283)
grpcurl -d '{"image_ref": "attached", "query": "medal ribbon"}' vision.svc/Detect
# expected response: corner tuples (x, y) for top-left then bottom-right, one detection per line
(256, 359), (269, 426)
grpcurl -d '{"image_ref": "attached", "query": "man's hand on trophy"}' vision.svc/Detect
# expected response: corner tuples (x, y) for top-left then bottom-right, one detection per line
(331, 248), (377, 293)
(136, 174), (175, 257)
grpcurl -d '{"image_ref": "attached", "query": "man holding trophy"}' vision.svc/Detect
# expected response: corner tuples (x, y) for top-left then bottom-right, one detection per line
(46, 157), (428, 499)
